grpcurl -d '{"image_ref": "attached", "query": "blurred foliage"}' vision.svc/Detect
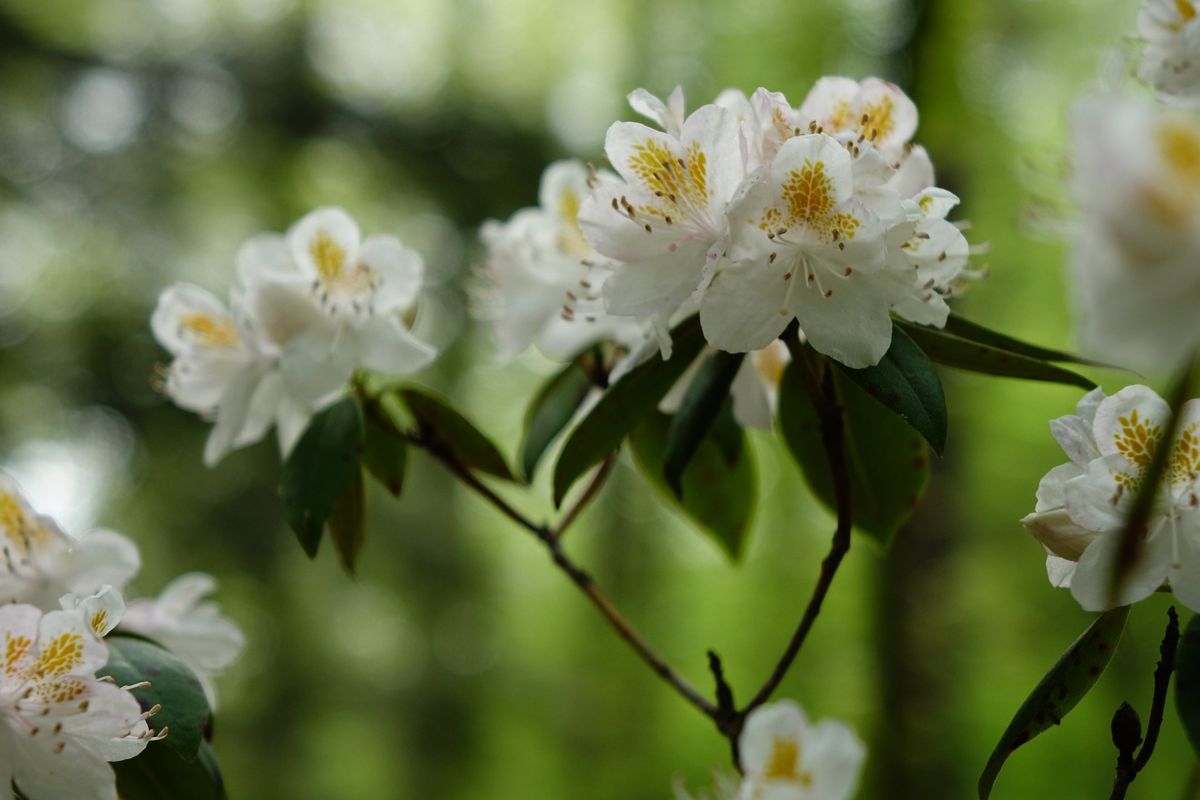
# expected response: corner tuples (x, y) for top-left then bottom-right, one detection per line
(1, 0), (1194, 798)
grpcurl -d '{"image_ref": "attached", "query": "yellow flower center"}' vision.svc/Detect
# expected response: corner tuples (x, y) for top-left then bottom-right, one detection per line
(763, 737), (814, 786)
(182, 312), (240, 348)
(762, 160), (861, 244)
(33, 632), (85, 678)
(628, 138), (710, 223)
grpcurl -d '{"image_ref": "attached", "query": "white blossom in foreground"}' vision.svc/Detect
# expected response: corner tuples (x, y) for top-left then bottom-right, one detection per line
(154, 206), (439, 464)
(738, 700), (866, 800)
(0, 604), (156, 800)
(1021, 385), (1200, 611)
(475, 160), (646, 360)
(1137, 0), (1200, 99)
(0, 473), (140, 610)
(121, 573), (245, 708)
(1069, 93), (1200, 371)
(579, 98), (744, 351)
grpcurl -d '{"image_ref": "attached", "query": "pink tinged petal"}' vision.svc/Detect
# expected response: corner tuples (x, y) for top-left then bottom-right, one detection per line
(359, 235), (424, 315)
(1034, 462), (1086, 511)
(700, 260), (794, 353)
(203, 362), (271, 467)
(1092, 384), (1172, 460)
(288, 206), (361, 282)
(1050, 414), (1102, 466)
(805, 718), (867, 800)
(1070, 522), (1173, 610)
(789, 267), (893, 369)
(350, 318), (437, 376)
(1021, 507), (1097, 561)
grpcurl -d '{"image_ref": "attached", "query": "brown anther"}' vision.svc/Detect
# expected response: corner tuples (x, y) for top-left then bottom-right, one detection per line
(938, 252), (947, 261)
(838, 242), (846, 251)
(644, 223), (652, 233)
(768, 252), (777, 263)
(844, 267), (853, 276)
(824, 289), (833, 298)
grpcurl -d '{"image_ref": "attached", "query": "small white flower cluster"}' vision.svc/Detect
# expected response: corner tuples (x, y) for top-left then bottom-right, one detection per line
(675, 700), (866, 800)
(153, 207), (438, 466)
(477, 80), (971, 374)
(1023, 385), (1200, 612)
(0, 471), (244, 800)
(1137, 0), (1200, 100)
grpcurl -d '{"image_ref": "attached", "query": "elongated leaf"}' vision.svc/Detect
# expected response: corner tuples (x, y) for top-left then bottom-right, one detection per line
(100, 633), (211, 760)
(943, 313), (1109, 367)
(521, 359), (594, 480)
(114, 741), (226, 800)
(664, 351), (745, 496)
(361, 411), (408, 497)
(553, 316), (707, 505)
(400, 388), (515, 481)
(978, 606), (1130, 799)
(630, 409), (756, 559)
(777, 362), (929, 546)
(281, 396), (363, 558)
(836, 325), (948, 454)
(897, 322), (1096, 390)
(1175, 613), (1200, 757)
(328, 468), (366, 574)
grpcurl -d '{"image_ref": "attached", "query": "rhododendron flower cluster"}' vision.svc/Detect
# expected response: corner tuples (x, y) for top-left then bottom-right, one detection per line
(154, 207), (438, 466)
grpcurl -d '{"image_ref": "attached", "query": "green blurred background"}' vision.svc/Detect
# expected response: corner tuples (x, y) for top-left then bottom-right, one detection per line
(0, 0), (1191, 797)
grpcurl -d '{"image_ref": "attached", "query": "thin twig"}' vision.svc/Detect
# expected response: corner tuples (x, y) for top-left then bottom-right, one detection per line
(737, 334), (854, 720)
(411, 425), (718, 722)
(550, 453), (616, 540)
(1110, 606), (1181, 799)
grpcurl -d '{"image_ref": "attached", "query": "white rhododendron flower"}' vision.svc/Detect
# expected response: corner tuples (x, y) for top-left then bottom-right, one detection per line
(0, 473), (139, 610)
(121, 573), (245, 708)
(738, 700), (866, 800)
(1021, 385), (1200, 611)
(579, 99), (744, 350)
(0, 604), (157, 800)
(1069, 93), (1200, 371)
(154, 206), (439, 465)
(1137, 0), (1200, 99)
(476, 160), (646, 359)
(60, 586), (127, 638)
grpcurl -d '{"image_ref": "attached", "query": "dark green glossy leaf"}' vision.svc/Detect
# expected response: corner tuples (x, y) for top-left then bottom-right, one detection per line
(664, 350), (745, 497)
(777, 362), (929, 546)
(100, 634), (211, 761)
(281, 396), (363, 557)
(114, 741), (226, 800)
(836, 325), (947, 455)
(630, 409), (756, 560)
(328, 468), (366, 574)
(553, 316), (707, 506)
(897, 321), (1096, 390)
(400, 388), (515, 482)
(520, 359), (594, 480)
(942, 313), (1109, 367)
(361, 410), (408, 497)
(978, 606), (1130, 799)
(1175, 613), (1200, 758)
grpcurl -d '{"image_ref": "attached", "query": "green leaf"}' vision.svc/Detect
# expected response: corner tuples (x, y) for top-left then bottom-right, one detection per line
(100, 634), (211, 761)
(777, 362), (929, 546)
(281, 396), (363, 558)
(114, 741), (227, 800)
(361, 410), (408, 497)
(978, 606), (1130, 799)
(897, 321), (1096, 390)
(553, 315), (707, 506)
(629, 409), (756, 560)
(400, 388), (516, 481)
(942, 313), (1108, 367)
(1175, 613), (1200, 758)
(664, 350), (745, 497)
(328, 468), (366, 574)
(836, 325), (948, 454)
(520, 358), (594, 480)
